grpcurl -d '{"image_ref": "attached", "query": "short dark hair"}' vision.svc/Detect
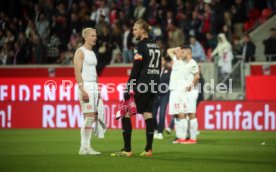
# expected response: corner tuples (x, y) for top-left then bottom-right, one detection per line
(181, 44), (192, 50)
(189, 35), (196, 40)
(270, 28), (276, 31)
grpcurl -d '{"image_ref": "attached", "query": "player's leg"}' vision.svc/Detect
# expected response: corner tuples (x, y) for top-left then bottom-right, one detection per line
(80, 113), (94, 152)
(152, 96), (160, 139)
(172, 90), (188, 143)
(165, 116), (174, 134)
(79, 84), (101, 155)
(187, 113), (198, 143)
(157, 94), (169, 139)
(173, 113), (188, 144)
(111, 113), (133, 157)
(141, 112), (154, 156)
(139, 94), (155, 156)
(184, 92), (198, 144)
(168, 90), (179, 139)
(79, 112), (101, 155)
(172, 115), (179, 141)
(122, 113), (132, 152)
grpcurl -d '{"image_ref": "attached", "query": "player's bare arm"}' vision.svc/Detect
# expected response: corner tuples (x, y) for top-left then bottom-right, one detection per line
(186, 72), (200, 91)
(73, 49), (89, 102)
(167, 47), (180, 58)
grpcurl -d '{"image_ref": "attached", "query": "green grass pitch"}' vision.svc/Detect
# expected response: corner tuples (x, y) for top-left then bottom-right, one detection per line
(0, 129), (276, 172)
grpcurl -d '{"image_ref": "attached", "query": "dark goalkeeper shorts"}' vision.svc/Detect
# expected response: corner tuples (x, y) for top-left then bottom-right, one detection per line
(134, 93), (156, 114)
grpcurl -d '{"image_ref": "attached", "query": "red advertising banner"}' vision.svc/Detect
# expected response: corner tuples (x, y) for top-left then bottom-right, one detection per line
(246, 76), (276, 100)
(0, 101), (151, 129)
(1, 78), (276, 131)
(250, 64), (276, 76)
(197, 101), (276, 131)
(0, 77), (170, 129)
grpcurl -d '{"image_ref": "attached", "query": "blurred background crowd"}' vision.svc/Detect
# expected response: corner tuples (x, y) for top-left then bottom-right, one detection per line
(0, 0), (275, 69)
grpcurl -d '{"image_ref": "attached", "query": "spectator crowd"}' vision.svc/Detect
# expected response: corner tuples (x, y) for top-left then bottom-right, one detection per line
(0, 0), (275, 68)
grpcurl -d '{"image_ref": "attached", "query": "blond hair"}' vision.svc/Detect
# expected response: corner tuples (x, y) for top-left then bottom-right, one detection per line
(82, 28), (96, 39)
(135, 19), (151, 33)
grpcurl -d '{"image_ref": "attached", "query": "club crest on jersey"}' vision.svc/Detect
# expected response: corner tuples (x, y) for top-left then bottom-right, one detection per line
(134, 53), (143, 61)
(87, 105), (92, 109)
(192, 66), (197, 72)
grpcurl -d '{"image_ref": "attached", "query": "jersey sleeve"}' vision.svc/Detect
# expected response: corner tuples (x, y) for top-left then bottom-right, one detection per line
(190, 61), (199, 74)
(126, 43), (144, 92)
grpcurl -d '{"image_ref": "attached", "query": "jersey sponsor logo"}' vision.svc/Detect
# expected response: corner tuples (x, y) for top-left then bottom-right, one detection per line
(134, 53), (143, 61)
(87, 105), (93, 109)
(146, 43), (159, 48)
(192, 65), (197, 72)
(147, 69), (160, 74)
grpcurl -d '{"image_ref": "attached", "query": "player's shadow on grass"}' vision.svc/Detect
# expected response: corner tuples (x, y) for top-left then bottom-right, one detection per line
(85, 151), (275, 166)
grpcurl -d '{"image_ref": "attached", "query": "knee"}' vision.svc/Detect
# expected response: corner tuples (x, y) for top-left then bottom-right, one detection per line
(143, 113), (152, 120)
(188, 113), (196, 119)
(83, 116), (95, 129)
(84, 113), (96, 118)
(124, 113), (131, 118)
(178, 113), (186, 119)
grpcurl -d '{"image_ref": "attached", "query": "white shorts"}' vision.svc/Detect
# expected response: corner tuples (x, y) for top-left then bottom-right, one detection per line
(184, 90), (198, 114)
(78, 82), (99, 113)
(168, 90), (187, 115)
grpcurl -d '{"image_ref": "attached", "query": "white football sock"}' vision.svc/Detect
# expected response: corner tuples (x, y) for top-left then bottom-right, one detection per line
(80, 117), (94, 147)
(174, 118), (181, 139)
(190, 118), (198, 140)
(178, 118), (188, 139)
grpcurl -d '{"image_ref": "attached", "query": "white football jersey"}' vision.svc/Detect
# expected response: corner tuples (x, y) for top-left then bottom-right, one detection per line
(79, 46), (98, 82)
(183, 58), (199, 90)
(169, 56), (186, 90)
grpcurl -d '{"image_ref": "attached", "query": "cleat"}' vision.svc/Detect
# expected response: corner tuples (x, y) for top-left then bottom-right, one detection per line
(79, 148), (87, 155)
(86, 147), (101, 155)
(110, 151), (132, 157)
(140, 150), (152, 157)
(172, 138), (186, 144)
(171, 138), (178, 143)
(154, 130), (158, 139)
(165, 128), (172, 134)
(157, 133), (163, 140)
(183, 139), (197, 144)
(79, 146), (101, 155)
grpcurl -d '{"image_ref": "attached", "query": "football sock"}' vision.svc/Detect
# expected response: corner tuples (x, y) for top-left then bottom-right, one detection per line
(190, 118), (198, 140)
(179, 118), (188, 140)
(175, 118), (188, 139)
(122, 117), (132, 152)
(174, 118), (181, 139)
(81, 117), (94, 147)
(145, 118), (154, 151)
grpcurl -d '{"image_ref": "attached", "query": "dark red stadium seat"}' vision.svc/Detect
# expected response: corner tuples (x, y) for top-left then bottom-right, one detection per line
(248, 9), (260, 20)
(261, 8), (272, 18)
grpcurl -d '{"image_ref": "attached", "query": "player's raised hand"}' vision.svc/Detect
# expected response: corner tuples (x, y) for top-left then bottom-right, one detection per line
(174, 47), (181, 53)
